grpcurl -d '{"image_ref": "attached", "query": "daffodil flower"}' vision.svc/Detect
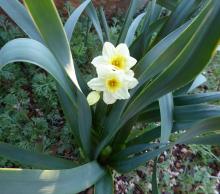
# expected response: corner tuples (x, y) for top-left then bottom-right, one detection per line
(91, 42), (137, 73)
(87, 65), (138, 104)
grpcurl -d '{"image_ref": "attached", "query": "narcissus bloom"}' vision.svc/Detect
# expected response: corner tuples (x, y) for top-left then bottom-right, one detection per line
(87, 65), (138, 104)
(92, 42), (137, 73)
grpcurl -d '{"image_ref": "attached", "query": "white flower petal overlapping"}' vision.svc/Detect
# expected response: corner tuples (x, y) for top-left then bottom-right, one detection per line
(87, 42), (138, 105)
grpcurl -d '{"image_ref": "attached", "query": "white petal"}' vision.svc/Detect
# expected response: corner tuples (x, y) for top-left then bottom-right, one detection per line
(127, 77), (139, 89)
(102, 42), (116, 58)
(96, 65), (114, 77)
(127, 56), (137, 69)
(91, 56), (108, 67)
(87, 78), (105, 91)
(116, 43), (130, 56)
(103, 92), (116, 104)
(113, 87), (130, 99)
(126, 70), (134, 77)
(87, 91), (100, 106)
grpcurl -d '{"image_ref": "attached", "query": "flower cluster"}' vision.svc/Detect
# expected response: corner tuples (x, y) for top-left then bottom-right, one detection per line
(87, 42), (138, 105)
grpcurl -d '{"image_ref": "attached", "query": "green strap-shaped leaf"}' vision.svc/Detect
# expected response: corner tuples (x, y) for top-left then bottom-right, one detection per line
(95, 171), (113, 194)
(174, 92), (220, 105)
(176, 116), (220, 144)
(0, 39), (93, 154)
(130, 16), (168, 60)
(76, 90), (92, 158)
(117, 0), (138, 44)
(84, 1), (104, 43)
(0, 0), (42, 42)
(126, 126), (161, 146)
(0, 161), (105, 194)
(152, 159), (159, 194)
(0, 143), (76, 169)
(23, 0), (79, 89)
(65, 0), (92, 94)
(157, 0), (180, 10)
(0, 38), (76, 106)
(23, 0), (93, 157)
(112, 146), (168, 173)
(159, 93), (174, 144)
(111, 143), (162, 162)
(174, 104), (220, 122)
(187, 74), (207, 93)
(113, 117), (220, 173)
(139, 0), (157, 55)
(159, 0), (201, 38)
(57, 86), (81, 147)
(99, 7), (111, 42)
(122, 0), (220, 127)
(184, 134), (220, 145)
(125, 12), (146, 46)
(65, 0), (91, 42)
(133, 20), (191, 89)
(139, 103), (220, 123)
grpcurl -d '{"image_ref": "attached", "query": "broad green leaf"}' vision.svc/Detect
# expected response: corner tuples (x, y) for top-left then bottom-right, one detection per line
(159, 93), (174, 143)
(112, 146), (168, 173)
(133, 20), (191, 86)
(173, 121), (195, 131)
(111, 143), (162, 162)
(175, 74), (207, 95)
(125, 12), (146, 46)
(159, 0), (201, 38)
(150, 4), (163, 23)
(139, 103), (220, 123)
(174, 92), (220, 105)
(187, 74), (207, 93)
(157, 0), (180, 10)
(176, 116), (220, 144)
(65, 0), (91, 42)
(174, 104), (220, 122)
(122, 0), (220, 126)
(113, 117), (220, 173)
(139, 0), (157, 54)
(65, 1), (91, 94)
(138, 108), (160, 123)
(134, 19), (191, 83)
(57, 86), (81, 147)
(0, 143), (76, 169)
(184, 134), (220, 145)
(0, 38), (76, 107)
(117, 0), (138, 44)
(84, 1), (104, 43)
(23, 0), (93, 157)
(77, 90), (92, 158)
(130, 16), (168, 60)
(0, 161), (105, 194)
(0, 39), (93, 157)
(99, 7), (111, 42)
(23, 0), (79, 89)
(0, 0), (42, 42)
(126, 126), (161, 146)
(95, 172), (113, 194)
